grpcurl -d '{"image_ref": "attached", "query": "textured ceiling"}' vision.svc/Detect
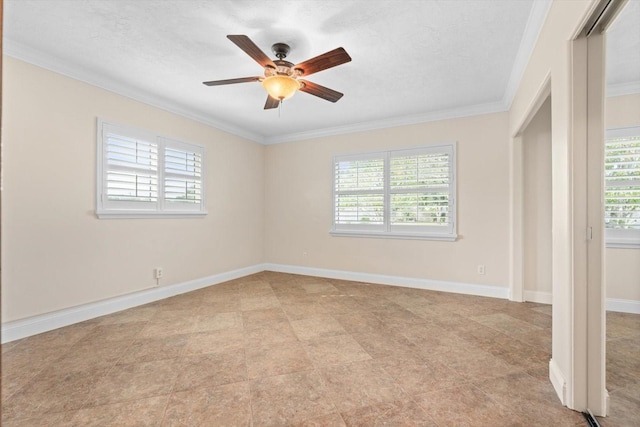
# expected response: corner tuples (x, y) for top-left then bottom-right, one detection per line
(4, 1), (639, 144)
(607, 0), (640, 95)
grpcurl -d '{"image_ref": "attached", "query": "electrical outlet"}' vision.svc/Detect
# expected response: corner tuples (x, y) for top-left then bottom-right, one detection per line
(477, 265), (486, 275)
(155, 268), (163, 279)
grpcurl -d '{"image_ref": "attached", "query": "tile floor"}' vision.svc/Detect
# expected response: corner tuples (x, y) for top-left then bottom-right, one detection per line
(598, 311), (640, 426)
(1, 272), (638, 426)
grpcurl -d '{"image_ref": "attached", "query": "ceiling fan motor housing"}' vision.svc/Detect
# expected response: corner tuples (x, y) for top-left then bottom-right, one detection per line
(271, 43), (291, 59)
(262, 44), (303, 78)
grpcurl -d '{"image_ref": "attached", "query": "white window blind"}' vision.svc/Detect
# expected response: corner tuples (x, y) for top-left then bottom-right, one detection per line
(605, 126), (640, 248)
(163, 142), (203, 208)
(97, 120), (206, 218)
(105, 133), (158, 206)
(333, 143), (456, 240)
(334, 156), (385, 229)
(390, 151), (451, 230)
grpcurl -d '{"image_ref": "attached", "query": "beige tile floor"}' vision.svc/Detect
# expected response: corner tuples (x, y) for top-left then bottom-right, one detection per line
(598, 311), (640, 427)
(1, 272), (638, 426)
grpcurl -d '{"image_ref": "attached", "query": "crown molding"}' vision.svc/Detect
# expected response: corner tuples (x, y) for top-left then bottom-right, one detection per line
(2, 38), (509, 147)
(11, 5), (632, 149)
(3, 38), (265, 144)
(262, 101), (508, 145)
(502, 0), (552, 110)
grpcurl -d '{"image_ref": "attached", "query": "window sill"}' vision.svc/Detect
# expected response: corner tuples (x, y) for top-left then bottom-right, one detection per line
(606, 240), (640, 249)
(605, 230), (640, 249)
(330, 230), (457, 241)
(96, 210), (207, 219)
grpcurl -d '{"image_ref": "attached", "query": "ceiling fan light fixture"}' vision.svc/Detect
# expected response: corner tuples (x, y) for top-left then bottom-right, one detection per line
(203, 35), (351, 109)
(262, 75), (301, 100)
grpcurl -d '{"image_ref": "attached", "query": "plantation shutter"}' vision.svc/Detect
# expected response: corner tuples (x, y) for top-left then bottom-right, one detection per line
(334, 154), (385, 230)
(389, 148), (452, 233)
(332, 143), (456, 240)
(97, 119), (207, 218)
(605, 130), (640, 231)
(163, 140), (203, 211)
(103, 125), (158, 211)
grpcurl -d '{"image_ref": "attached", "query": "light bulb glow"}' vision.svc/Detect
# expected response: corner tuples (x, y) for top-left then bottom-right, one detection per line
(261, 75), (301, 100)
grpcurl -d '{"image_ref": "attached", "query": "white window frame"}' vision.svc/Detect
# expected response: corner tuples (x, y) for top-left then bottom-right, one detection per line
(96, 119), (207, 219)
(331, 143), (457, 241)
(605, 126), (640, 248)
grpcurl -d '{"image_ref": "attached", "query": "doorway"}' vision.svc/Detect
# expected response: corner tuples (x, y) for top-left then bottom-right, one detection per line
(508, 0), (634, 418)
(522, 97), (552, 305)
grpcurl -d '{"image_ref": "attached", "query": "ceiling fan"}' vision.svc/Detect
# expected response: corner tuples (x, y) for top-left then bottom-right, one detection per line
(203, 35), (352, 109)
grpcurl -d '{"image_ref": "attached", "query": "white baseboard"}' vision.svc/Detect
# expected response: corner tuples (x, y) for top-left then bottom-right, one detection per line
(264, 263), (510, 299)
(524, 290), (640, 314)
(0, 264), (508, 343)
(2, 263), (508, 343)
(7, 262), (635, 344)
(524, 290), (553, 304)
(549, 358), (567, 405)
(606, 298), (640, 314)
(1, 264), (267, 343)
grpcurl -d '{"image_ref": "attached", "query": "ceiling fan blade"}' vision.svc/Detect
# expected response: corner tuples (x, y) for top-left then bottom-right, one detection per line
(202, 77), (261, 86)
(299, 80), (344, 102)
(294, 47), (352, 77)
(227, 35), (276, 69)
(264, 96), (280, 110)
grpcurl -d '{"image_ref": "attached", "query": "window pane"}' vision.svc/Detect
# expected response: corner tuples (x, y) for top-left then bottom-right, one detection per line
(164, 148), (203, 203)
(605, 185), (640, 229)
(106, 172), (158, 201)
(390, 153), (449, 189)
(391, 192), (449, 225)
(106, 134), (158, 202)
(165, 148), (202, 177)
(165, 179), (202, 203)
(390, 152), (451, 226)
(605, 135), (640, 230)
(335, 158), (384, 191)
(335, 194), (384, 224)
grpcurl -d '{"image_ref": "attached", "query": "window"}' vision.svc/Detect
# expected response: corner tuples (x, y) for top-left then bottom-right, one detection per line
(605, 126), (640, 248)
(332, 143), (456, 240)
(97, 119), (206, 218)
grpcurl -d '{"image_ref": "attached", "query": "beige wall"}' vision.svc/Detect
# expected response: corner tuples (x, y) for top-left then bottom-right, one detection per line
(265, 112), (511, 288)
(605, 93), (640, 301)
(523, 97), (552, 295)
(1, 57), (265, 322)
